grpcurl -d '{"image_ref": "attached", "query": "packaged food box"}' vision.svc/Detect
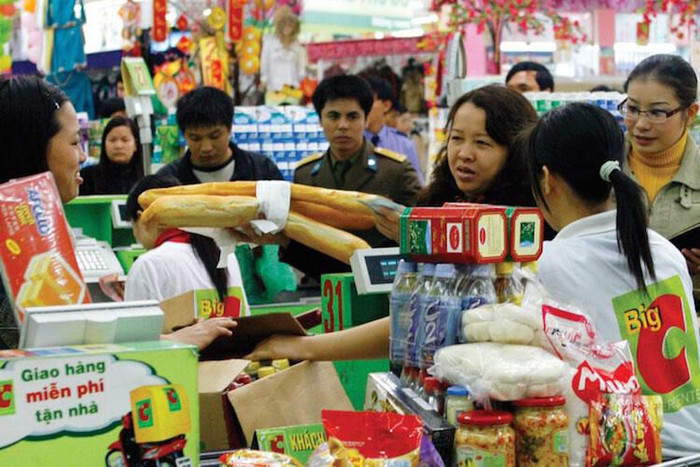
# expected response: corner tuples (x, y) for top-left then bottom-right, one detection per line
(400, 206), (507, 264)
(0, 173), (90, 325)
(444, 203), (544, 262)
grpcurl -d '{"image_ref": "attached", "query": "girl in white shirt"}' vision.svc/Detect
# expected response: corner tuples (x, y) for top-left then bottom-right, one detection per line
(524, 102), (700, 458)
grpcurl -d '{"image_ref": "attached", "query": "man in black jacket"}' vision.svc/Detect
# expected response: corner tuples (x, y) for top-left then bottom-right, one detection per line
(157, 86), (283, 184)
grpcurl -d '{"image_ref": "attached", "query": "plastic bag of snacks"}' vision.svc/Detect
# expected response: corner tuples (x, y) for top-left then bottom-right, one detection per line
(431, 342), (569, 404)
(542, 303), (644, 467)
(308, 410), (423, 466)
(219, 449), (302, 466)
(461, 302), (546, 346)
(588, 394), (663, 466)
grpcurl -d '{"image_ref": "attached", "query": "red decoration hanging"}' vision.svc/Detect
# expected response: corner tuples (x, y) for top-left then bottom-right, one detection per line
(153, 0), (168, 42)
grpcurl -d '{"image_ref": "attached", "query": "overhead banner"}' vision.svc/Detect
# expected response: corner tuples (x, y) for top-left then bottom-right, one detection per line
(307, 36), (435, 62)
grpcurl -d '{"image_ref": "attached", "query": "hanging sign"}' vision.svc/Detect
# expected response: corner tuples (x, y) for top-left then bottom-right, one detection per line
(199, 36), (225, 90)
(153, 0), (168, 42)
(228, 0), (244, 42)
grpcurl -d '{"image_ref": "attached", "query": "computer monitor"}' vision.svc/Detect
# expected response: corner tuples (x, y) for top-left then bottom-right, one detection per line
(111, 199), (132, 229)
(19, 300), (163, 349)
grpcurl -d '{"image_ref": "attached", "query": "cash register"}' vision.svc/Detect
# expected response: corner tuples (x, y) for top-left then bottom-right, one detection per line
(73, 234), (126, 283)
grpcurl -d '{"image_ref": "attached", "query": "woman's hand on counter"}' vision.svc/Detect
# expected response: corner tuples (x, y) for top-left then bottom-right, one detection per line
(373, 204), (403, 243)
(164, 317), (238, 350)
(682, 248), (700, 275)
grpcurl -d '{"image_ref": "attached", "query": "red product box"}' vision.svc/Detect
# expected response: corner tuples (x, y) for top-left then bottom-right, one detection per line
(399, 206), (508, 264)
(0, 172), (90, 325)
(444, 203), (544, 262)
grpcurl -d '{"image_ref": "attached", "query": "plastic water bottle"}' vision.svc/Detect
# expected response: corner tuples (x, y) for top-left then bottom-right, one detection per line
(459, 264), (497, 310)
(389, 260), (418, 366)
(420, 263), (459, 369)
(454, 264), (497, 343)
(405, 263), (436, 368)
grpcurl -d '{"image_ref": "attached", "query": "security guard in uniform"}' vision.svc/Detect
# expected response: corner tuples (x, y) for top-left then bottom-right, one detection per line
(284, 74), (422, 279)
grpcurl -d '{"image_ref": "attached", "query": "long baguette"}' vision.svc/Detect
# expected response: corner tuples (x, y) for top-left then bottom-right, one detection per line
(283, 212), (370, 265)
(139, 181), (381, 220)
(290, 200), (374, 231)
(138, 182), (257, 208)
(140, 195), (260, 228)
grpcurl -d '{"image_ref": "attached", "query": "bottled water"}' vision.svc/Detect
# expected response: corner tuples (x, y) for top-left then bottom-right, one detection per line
(420, 263), (460, 368)
(389, 260), (418, 366)
(404, 263), (435, 368)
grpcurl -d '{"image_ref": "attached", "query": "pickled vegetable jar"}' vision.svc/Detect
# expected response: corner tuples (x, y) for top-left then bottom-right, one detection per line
(513, 396), (569, 466)
(454, 411), (515, 467)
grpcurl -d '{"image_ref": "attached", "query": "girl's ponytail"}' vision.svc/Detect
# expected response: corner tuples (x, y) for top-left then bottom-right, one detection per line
(603, 163), (656, 292)
(190, 234), (229, 302)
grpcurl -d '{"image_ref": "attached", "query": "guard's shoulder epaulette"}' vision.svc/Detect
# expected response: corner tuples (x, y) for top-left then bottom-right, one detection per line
(295, 152), (324, 169)
(374, 147), (407, 163)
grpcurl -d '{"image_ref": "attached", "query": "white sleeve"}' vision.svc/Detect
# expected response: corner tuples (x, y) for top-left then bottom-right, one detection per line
(226, 253), (250, 316)
(124, 256), (165, 303)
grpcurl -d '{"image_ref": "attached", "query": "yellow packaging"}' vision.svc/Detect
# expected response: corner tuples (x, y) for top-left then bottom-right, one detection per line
(130, 384), (191, 444)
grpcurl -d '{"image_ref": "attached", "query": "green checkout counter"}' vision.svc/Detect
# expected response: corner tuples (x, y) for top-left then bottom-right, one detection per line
(64, 195), (393, 409)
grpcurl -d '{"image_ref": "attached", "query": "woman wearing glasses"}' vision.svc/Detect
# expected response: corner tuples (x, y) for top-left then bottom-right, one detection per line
(618, 54), (699, 304)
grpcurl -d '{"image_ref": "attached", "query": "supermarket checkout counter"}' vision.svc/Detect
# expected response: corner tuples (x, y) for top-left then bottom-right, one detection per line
(65, 195), (146, 301)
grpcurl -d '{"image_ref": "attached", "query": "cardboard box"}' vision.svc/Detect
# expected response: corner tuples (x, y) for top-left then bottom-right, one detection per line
(158, 296), (354, 452)
(0, 173), (90, 326)
(365, 372), (455, 465)
(0, 340), (199, 466)
(252, 423), (326, 464)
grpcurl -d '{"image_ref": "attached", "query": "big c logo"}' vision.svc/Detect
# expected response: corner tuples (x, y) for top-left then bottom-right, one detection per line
(135, 398), (154, 428)
(0, 380), (15, 416)
(164, 387), (182, 412)
(270, 434), (285, 453)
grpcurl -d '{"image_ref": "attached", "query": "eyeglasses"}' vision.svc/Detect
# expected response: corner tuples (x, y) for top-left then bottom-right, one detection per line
(617, 98), (685, 123)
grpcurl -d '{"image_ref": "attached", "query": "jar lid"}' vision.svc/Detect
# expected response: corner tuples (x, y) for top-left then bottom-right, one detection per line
(513, 396), (566, 408)
(258, 366), (276, 379)
(458, 410), (513, 426)
(447, 385), (469, 397)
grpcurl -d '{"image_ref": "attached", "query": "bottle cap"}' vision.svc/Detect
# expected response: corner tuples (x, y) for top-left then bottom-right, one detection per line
(513, 396), (566, 408)
(424, 376), (441, 393)
(258, 366), (276, 379)
(457, 410), (513, 426)
(396, 260), (415, 275)
(272, 359), (290, 371)
(496, 262), (515, 275)
(435, 263), (456, 278)
(419, 369), (427, 383)
(446, 385), (469, 397)
(245, 361), (261, 375)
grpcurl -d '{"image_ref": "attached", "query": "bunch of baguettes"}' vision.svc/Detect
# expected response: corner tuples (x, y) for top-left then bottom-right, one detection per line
(137, 181), (386, 265)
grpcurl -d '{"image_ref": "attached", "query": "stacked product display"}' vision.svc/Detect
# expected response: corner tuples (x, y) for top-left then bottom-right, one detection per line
(382, 203), (665, 466)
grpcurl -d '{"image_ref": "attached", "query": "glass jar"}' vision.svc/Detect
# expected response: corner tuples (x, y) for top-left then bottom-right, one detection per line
(455, 411), (515, 467)
(513, 396), (569, 466)
(445, 386), (473, 426)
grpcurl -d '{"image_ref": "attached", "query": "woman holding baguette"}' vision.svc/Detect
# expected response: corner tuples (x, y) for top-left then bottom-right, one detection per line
(0, 76), (236, 350)
(244, 85), (539, 359)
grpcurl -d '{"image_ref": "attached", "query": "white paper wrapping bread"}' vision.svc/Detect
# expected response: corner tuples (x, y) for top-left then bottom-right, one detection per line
(431, 343), (569, 402)
(461, 302), (547, 346)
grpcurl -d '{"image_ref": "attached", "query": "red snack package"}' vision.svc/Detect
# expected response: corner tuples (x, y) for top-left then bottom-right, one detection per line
(0, 173), (90, 324)
(320, 410), (423, 464)
(588, 394), (663, 466)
